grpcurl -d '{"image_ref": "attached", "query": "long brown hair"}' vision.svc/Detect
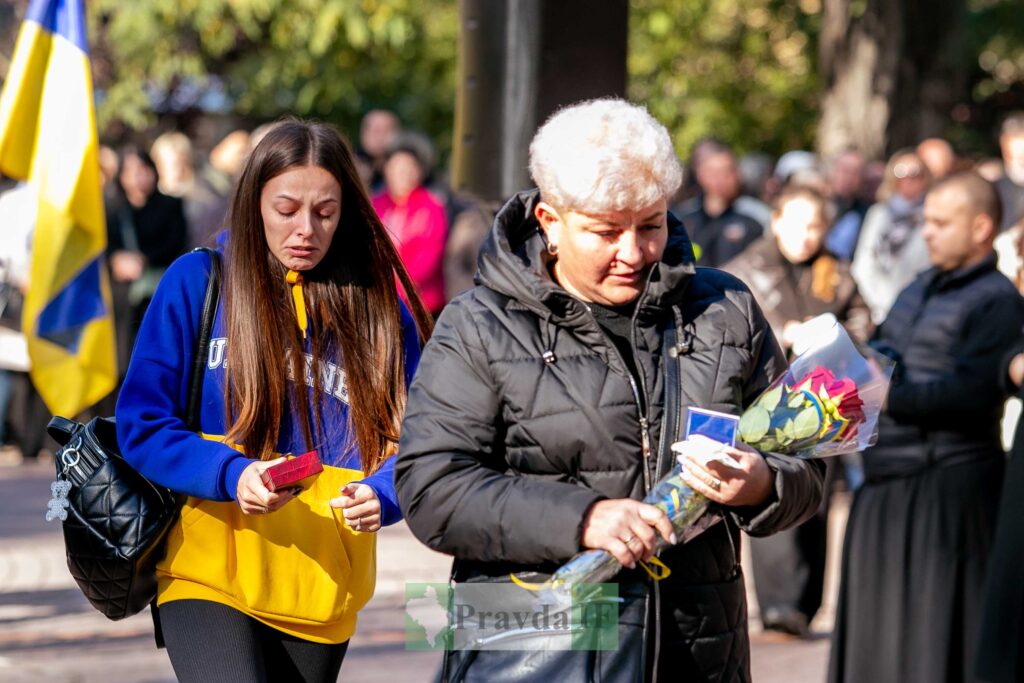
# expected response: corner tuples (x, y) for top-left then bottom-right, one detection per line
(223, 119), (433, 474)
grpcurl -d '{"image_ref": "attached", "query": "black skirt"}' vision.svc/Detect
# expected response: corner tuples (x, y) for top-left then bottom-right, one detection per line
(975, 422), (1024, 683)
(828, 457), (1004, 683)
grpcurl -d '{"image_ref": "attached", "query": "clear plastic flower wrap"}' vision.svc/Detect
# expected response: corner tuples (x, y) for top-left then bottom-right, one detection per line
(534, 462), (721, 602)
(531, 314), (896, 600)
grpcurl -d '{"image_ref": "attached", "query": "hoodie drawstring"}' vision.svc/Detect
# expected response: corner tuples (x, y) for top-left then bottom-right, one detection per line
(286, 269), (308, 339)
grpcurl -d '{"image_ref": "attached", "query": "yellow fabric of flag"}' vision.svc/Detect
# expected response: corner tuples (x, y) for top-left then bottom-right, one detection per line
(0, 0), (116, 417)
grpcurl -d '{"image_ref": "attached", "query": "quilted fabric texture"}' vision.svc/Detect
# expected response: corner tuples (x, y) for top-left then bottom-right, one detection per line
(56, 419), (178, 620)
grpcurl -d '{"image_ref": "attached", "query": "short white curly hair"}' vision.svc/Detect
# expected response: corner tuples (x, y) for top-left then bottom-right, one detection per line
(528, 98), (683, 213)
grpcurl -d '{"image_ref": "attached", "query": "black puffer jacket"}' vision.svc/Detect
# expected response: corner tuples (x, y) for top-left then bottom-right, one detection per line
(395, 191), (824, 682)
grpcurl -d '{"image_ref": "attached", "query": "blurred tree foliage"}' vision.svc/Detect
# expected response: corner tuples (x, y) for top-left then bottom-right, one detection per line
(629, 0), (823, 159)
(2, 0), (1022, 159)
(630, 0), (1024, 159)
(958, 0), (1024, 153)
(85, 0), (458, 149)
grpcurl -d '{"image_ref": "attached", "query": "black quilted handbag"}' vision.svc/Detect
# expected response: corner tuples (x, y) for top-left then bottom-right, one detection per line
(46, 248), (220, 620)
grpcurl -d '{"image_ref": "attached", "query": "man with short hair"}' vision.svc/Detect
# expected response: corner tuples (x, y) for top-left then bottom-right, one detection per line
(675, 139), (765, 267)
(997, 112), (1024, 230)
(829, 173), (1024, 683)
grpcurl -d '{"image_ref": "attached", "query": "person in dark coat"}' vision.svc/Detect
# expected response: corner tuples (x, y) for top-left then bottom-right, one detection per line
(394, 99), (825, 683)
(105, 147), (188, 377)
(674, 139), (766, 268)
(995, 113), (1024, 231)
(723, 185), (872, 636)
(829, 173), (1024, 683)
(975, 345), (1024, 683)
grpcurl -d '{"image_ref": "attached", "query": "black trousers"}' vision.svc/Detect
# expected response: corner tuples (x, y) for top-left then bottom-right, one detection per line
(7, 371), (55, 459)
(750, 459), (835, 623)
(159, 600), (348, 683)
(749, 510), (827, 621)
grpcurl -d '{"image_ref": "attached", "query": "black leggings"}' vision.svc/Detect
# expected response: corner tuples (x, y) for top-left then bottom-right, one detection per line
(159, 600), (348, 683)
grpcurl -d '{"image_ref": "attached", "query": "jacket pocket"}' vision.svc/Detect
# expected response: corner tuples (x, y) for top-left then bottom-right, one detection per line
(655, 568), (751, 681)
(660, 568), (748, 641)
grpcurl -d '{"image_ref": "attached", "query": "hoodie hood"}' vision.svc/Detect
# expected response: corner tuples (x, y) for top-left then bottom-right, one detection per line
(475, 189), (697, 323)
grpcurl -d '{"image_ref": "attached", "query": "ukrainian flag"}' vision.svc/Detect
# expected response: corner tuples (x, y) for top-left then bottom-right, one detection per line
(0, 0), (116, 417)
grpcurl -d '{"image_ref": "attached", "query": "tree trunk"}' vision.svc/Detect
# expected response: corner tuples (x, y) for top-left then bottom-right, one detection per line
(453, 0), (628, 204)
(818, 0), (967, 159)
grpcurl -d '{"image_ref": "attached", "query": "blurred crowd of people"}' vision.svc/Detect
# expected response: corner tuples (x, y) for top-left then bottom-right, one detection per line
(2, 105), (1024, 681)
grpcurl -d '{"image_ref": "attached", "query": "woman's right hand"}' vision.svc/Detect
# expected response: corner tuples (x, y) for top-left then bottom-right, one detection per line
(580, 499), (675, 569)
(235, 457), (298, 515)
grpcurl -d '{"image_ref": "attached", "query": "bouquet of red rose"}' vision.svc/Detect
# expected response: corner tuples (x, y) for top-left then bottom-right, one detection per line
(736, 313), (889, 457)
(529, 314), (894, 600)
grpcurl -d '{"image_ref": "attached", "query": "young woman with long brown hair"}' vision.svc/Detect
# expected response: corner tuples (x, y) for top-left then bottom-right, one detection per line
(116, 120), (431, 682)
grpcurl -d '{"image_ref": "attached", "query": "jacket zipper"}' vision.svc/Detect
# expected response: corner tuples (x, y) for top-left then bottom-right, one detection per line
(582, 299), (660, 681)
(637, 403), (653, 492)
(628, 310), (660, 683)
(580, 305), (654, 491)
(629, 316), (653, 494)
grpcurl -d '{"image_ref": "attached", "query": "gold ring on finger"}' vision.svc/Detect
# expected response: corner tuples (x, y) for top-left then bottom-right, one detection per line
(709, 478), (721, 492)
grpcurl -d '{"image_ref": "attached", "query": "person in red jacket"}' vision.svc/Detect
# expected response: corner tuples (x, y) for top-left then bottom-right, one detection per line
(372, 136), (448, 316)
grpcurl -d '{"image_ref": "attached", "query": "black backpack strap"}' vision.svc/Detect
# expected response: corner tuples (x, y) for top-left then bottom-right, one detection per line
(185, 247), (221, 432)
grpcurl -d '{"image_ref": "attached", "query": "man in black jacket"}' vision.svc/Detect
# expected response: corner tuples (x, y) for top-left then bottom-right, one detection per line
(829, 173), (1024, 683)
(674, 140), (766, 267)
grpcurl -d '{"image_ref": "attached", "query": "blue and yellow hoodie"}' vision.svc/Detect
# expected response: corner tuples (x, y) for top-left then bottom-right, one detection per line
(116, 247), (420, 644)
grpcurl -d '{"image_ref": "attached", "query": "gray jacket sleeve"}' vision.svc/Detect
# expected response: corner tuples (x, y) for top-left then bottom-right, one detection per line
(394, 297), (605, 565)
(728, 289), (826, 537)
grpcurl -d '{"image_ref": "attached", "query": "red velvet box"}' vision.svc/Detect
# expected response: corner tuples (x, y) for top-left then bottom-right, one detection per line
(260, 451), (323, 492)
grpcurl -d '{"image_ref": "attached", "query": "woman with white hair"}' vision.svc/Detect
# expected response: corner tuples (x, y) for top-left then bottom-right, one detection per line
(395, 99), (823, 682)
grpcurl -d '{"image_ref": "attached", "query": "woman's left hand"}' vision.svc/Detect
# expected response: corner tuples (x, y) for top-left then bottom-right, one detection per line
(679, 441), (774, 507)
(330, 483), (382, 533)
